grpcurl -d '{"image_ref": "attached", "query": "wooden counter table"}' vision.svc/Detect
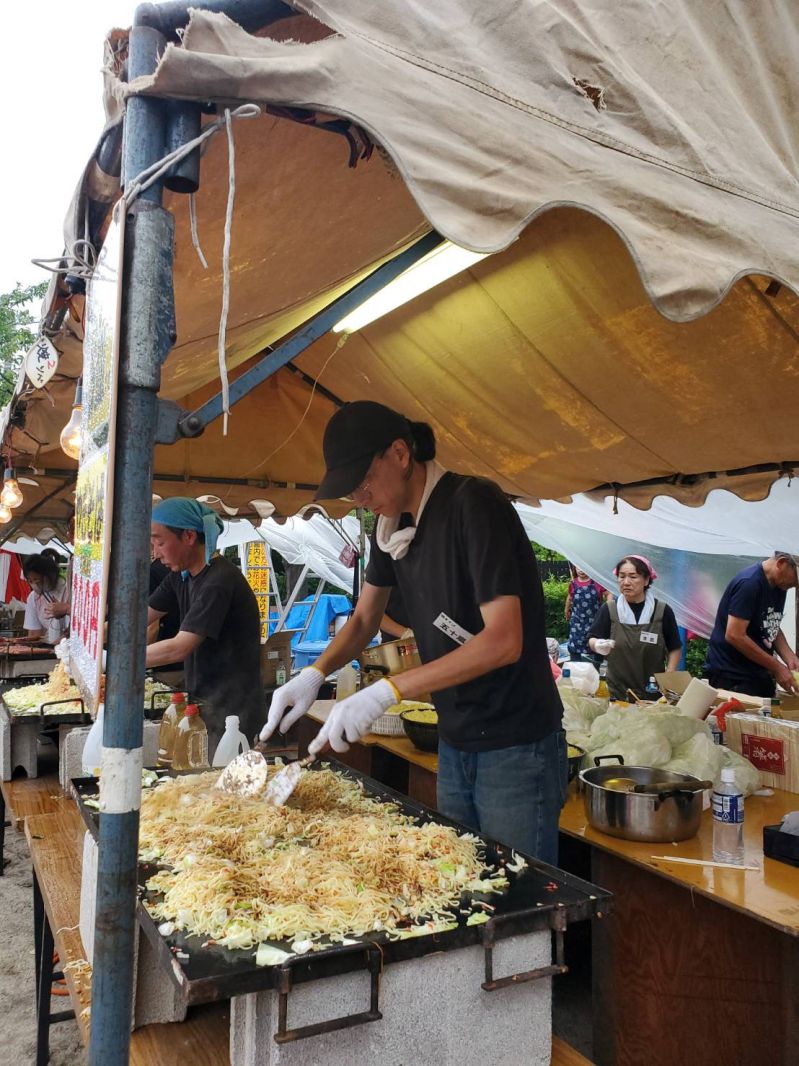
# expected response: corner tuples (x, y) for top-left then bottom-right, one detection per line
(297, 705), (799, 1066)
(560, 787), (799, 1066)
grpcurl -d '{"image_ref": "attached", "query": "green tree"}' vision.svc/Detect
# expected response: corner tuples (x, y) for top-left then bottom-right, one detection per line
(0, 281), (48, 407)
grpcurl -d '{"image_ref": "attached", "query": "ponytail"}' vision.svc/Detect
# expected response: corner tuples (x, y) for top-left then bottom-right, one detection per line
(408, 420), (436, 462)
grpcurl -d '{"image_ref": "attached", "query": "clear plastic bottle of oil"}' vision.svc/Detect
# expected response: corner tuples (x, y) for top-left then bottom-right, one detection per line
(157, 692), (186, 768)
(172, 703), (209, 771)
(596, 662), (610, 701)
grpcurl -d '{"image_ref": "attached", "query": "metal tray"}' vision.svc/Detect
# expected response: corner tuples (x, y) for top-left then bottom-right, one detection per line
(72, 759), (611, 1008)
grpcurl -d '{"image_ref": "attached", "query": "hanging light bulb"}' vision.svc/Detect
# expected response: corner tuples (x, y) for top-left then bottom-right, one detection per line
(0, 468), (23, 509)
(60, 379), (83, 461)
(0, 503), (12, 524)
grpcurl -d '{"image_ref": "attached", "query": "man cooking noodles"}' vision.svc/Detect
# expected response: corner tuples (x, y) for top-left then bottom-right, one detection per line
(147, 498), (263, 750)
(705, 551), (799, 698)
(260, 402), (566, 865)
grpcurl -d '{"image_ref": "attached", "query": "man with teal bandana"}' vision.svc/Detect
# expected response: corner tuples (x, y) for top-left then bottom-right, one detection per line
(147, 498), (262, 749)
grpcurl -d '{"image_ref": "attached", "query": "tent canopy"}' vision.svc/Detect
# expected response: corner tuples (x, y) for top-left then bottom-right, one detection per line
(6, 1), (799, 533)
(516, 480), (799, 638)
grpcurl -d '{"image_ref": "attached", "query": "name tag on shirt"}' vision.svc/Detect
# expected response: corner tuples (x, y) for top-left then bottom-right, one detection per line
(433, 612), (474, 646)
(639, 630), (658, 645)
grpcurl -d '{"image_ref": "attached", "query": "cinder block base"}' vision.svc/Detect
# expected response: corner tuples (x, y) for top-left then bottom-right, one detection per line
(0, 704), (10, 781)
(79, 830), (187, 1029)
(0, 714), (40, 780)
(61, 720), (161, 790)
(230, 932), (552, 1066)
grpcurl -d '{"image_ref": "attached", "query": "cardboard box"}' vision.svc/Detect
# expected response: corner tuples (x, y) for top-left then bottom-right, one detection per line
(260, 630), (296, 688)
(725, 713), (799, 794)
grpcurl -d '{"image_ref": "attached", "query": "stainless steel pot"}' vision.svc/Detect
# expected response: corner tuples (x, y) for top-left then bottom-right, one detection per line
(359, 636), (422, 678)
(580, 755), (708, 843)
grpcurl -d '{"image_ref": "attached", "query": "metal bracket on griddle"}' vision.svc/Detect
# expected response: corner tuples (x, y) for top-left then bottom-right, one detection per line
(481, 904), (569, 992)
(275, 942), (383, 1044)
(39, 697), (89, 724)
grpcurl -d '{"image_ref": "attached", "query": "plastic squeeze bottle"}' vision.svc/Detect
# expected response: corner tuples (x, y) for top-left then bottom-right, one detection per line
(81, 703), (105, 777)
(157, 692), (187, 768)
(172, 703), (209, 771)
(212, 715), (250, 768)
(712, 767), (745, 864)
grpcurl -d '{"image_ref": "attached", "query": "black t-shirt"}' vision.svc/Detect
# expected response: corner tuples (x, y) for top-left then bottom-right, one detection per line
(380, 586), (411, 643)
(365, 473), (563, 752)
(149, 556), (263, 743)
(589, 600), (682, 651)
(149, 559), (183, 671)
(705, 563), (786, 684)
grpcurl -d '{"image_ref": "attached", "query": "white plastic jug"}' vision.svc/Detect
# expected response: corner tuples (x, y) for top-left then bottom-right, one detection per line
(212, 715), (250, 768)
(82, 703), (105, 777)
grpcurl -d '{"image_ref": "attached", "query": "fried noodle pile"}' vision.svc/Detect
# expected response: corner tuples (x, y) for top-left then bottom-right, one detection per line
(140, 768), (490, 949)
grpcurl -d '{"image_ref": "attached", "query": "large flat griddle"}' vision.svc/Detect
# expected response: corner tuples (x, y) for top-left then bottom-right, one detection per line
(72, 759), (611, 1006)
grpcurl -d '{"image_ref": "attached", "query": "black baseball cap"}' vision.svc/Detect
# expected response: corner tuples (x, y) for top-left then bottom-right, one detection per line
(314, 401), (411, 500)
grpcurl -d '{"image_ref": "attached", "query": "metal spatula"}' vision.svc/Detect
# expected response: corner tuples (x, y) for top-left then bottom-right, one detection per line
(261, 755), (316, 806)
(216, 750), (318, 805)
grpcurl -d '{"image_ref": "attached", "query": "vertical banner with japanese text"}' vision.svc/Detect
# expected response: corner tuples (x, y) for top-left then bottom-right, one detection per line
(70, 205), (124, 712)
(244, 541), (271, 642)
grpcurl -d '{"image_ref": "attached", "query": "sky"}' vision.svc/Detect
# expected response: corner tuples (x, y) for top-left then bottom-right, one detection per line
(0, 3), (137, 295)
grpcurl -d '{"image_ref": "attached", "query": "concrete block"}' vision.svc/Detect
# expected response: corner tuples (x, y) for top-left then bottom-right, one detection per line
(60, 726), (90, 790)
(79, 830), (186, 1029)
(9, 718), (39, 779)
(60, 720), (161, 790)
(0, 704), (10, 781)
(231, 931), (551, 1066)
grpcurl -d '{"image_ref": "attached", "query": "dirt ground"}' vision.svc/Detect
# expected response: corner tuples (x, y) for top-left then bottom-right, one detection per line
(0, 819), (84, 1065)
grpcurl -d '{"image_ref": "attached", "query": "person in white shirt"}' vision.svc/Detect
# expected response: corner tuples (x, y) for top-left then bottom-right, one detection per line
(17, 554), (69, 645)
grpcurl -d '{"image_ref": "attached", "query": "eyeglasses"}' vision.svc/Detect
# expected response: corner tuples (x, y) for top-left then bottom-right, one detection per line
(342, 450), (386, 503)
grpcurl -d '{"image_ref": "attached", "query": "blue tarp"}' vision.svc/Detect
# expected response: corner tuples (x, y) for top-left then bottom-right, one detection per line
(275, 593), (352, 645)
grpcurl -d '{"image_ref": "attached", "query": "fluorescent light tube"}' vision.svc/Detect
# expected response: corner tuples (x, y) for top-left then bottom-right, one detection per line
(332, 241), (488, 333)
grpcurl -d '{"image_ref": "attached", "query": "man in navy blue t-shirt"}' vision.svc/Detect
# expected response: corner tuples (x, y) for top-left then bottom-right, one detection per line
(705, 552), (799, 698)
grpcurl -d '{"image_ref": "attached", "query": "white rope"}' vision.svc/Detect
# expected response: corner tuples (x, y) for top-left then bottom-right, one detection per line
(218, 108), (236, 435)
(189, 193), (208, 270)
(123, 103), (260, 209)
(30, 103), (260, 282)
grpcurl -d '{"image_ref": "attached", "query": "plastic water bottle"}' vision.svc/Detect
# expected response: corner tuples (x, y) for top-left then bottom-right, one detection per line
(712, 768), (744, 864)
(645, 676), (661, 700)
(336, 663), (358, 701)
(212, 715), (250, 768)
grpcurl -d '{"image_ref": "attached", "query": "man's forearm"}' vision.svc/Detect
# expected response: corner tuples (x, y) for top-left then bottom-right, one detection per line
(773, 630), (797, 665)
(313, 616), (376, 676)
(728, 633), (781, 674)
(145, 638), (188, 668)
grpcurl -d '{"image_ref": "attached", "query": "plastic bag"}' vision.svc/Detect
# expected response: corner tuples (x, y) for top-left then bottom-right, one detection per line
(590, 719), (673, 768)
(646, 710), (708, 749)
(663, 733), (724, 785)
(560, 686), (609, 739)
(719, 747), (762, 797)
(559, 661), (599, 696)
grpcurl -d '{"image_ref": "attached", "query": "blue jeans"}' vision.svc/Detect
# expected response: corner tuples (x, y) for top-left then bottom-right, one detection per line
(437, 730), (568, 866)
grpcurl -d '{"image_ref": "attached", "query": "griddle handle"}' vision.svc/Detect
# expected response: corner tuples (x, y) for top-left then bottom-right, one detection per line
(274, 942), (383, 1044)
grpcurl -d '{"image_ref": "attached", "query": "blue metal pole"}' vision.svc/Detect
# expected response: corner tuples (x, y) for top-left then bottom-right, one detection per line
(88, 20), (175, 1066)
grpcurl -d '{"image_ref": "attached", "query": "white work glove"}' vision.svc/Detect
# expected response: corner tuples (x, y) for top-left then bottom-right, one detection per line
(260, 667), (325, 741)
(309, 679), (398, 755)
(593, 639), (616, 657)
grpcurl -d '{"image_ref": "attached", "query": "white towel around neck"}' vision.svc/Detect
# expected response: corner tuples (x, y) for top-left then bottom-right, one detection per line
(616, 588), (656, 625)
(375, 461), (446, 561)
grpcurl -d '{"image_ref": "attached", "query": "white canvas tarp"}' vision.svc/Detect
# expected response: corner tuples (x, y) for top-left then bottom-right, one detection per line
(517, 479), (799, 637)
(219, 514), (363, 592)
(131, 0), (799, 321)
